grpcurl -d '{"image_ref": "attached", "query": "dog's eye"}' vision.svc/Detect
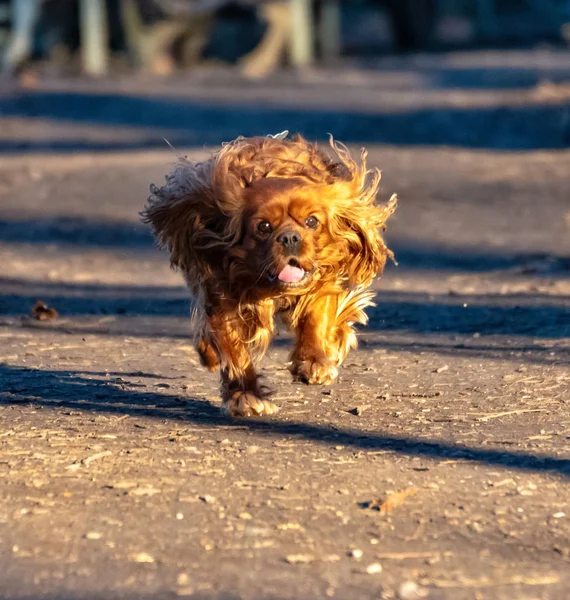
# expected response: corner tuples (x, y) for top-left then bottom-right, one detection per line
(257, 220), (272, 234)
(305, 215), (319, 229)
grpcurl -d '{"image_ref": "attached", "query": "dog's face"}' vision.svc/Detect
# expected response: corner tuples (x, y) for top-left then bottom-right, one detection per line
(142, 135), (397, 302)
(241, 177), (333, 293)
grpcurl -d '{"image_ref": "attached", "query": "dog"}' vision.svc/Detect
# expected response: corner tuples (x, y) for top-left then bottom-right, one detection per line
(142, 133), (397, 417)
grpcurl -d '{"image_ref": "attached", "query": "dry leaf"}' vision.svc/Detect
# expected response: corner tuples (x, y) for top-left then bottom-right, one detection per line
(379, 488), (418, 515)
(361, 488), (419, 515)
(32, 300), (58, 321)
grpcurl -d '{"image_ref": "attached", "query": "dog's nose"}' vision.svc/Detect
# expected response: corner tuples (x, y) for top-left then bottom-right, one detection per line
(277, 230), (302, 252)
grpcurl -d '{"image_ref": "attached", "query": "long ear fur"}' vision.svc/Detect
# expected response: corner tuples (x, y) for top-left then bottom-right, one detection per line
(141, 155), (245, 287)
(326, 137), (397, 286)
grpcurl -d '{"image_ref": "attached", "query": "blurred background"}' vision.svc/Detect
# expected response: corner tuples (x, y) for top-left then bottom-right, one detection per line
(1, 0), (570, 151)
(0, 0), (569, 319)
(2, 0), (570, 78)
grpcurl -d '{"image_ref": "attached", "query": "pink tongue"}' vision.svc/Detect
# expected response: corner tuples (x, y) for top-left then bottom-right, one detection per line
(278, 264), (305, 283)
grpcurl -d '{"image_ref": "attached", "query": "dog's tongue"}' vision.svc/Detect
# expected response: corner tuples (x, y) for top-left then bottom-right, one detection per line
(278, 264), (305, 283)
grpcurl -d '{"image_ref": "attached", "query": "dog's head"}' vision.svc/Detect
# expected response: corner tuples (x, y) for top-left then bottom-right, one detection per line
(142, 135), (396, 300)
(241, 176), (331, 292)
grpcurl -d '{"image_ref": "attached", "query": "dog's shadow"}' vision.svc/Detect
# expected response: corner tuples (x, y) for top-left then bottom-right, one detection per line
(2, 363), (570, 478)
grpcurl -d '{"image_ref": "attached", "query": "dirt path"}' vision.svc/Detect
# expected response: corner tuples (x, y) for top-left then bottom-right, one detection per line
(1, 59), (570, 599)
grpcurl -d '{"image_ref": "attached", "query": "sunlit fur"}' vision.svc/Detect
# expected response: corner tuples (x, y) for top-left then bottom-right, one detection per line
(142, 134), (397, 417)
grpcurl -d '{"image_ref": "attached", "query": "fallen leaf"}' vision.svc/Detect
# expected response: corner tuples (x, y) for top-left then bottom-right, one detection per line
(360, 488), (419, 515)
(379, 488), (418, 515)
(32, 300), (58, 321)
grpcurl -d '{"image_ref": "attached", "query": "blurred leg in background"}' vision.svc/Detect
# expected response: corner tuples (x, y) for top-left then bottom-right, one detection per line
(79, 0), (108, 75)
(2, 0), (41, 74)
(241, 0), (323, 79)
(240, 0), (340, 79)
(121, 0), (217, 75)
(240, 1), (293, 79)
(1, 0), (337, 79)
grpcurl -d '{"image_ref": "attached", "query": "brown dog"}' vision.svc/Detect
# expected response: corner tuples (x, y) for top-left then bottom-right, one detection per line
(142, 133), (396, 416)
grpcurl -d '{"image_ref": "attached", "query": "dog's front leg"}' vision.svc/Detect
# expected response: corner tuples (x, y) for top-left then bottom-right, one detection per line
(209, 313), (277, 417)
(220, 363), (277, 418)
(289, 295), (340, 385)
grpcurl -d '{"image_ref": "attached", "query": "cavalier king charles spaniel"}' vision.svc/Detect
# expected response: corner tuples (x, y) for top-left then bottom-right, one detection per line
(142, 133), (396, 417)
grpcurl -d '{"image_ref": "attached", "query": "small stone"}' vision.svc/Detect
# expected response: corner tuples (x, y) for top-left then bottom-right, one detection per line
(239, 512), (252, 520)
(129, 552), (155, 563)
(470, 522), (484, 533)
(349, 548), (363, 559)
(397, 580), (429, 599)
(553, 512), (566, 519)
(365, 562), (383, 574)
(176, 513), (184, 520)
(199, 495), (216, 504)
(434, 365), (449, 373)
(85, 532), (103, 540)
(349, 405), (371, 416)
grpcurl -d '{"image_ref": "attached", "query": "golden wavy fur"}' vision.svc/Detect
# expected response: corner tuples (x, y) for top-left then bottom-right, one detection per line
(142, 134), (397, 416)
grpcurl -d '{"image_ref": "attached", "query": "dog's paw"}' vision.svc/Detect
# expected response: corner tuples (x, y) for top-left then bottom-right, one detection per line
(223, 392), (278, 418)
(291, 357), (338, 385)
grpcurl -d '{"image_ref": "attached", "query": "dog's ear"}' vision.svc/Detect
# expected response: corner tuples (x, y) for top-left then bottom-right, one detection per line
(326, 139), (397, 286)
(337, 202), (396, 286)
(141, 158), (240, 276)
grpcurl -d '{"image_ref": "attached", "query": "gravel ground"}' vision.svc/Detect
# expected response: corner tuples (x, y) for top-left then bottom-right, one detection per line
(1, 52), (570, 599)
